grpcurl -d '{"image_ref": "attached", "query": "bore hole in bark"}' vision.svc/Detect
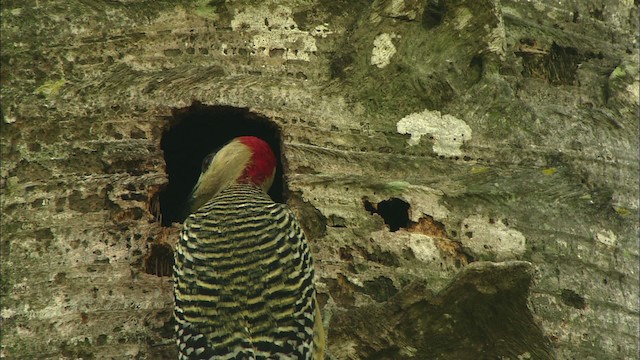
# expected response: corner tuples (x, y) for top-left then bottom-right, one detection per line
(469, 54), (483, 84)
(422, 0), (446, 29)
(157, 102), (284, 226)
(560, 289), (587, 309)
(144, 243), (174, 277)
(363, 197), (411, 232)
(516, 41), (581, 85)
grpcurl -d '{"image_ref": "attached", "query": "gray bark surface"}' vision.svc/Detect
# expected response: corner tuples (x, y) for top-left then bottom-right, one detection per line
(1, 0), (638, 359)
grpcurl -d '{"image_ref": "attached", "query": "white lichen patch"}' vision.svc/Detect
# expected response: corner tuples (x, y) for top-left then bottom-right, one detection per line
(595, 229), (617, 247)
(230, 5), (319, 61)
(396, 109), (472, 157)
(486, 15), (507, 60)
(311, 24), (333, 38)
(453, 7), (473, 30)
(34, 294), (67, 320)
(1, 307), (16, 319)
(399, 185), (449, 222)
(406, 234), (440, 263)
(368, 230), (443, 267)
(252, 33), (317, 61)
(16, 325), (34, 337)
(460, 215), (526, 261)
(371, 33), (397, 68)
(384, 0), (418, 20)
(231, 5), (297, 31)
(3, 113), (17, 124)
(627, 81), (640, 101)
(345, 274), (364, 288)
(517, 351), (532, 360)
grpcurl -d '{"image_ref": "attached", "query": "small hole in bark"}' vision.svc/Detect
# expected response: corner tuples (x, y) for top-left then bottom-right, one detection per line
(363, 276), (398, 302)
(560, 289), (587, 309)
(339, 247), (353, 261)
(363, 197), (411, 232)
(157, 102), (285, 225)
(144, 243), (174, 277)
(363, 199), (377, 213)
(469, 55), (483, 84)
(422, 0), (446, 29)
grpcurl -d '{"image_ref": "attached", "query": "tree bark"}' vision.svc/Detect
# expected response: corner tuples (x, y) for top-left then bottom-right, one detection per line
(1, 0), (638, 359)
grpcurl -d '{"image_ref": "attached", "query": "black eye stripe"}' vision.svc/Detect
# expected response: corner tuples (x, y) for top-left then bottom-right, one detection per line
(201, 153), (215, 173)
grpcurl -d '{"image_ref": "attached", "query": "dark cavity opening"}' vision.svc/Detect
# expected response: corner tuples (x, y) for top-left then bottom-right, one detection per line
(468, 54), (484, 84)
(144, 243), (174, 277)
(363, 197), (411, 232)
(156, 102), (284, 226)
(422, 0), (446, 29)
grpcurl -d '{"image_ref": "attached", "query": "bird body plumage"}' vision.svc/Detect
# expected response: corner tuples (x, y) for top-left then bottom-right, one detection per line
(174, 137), (323, 359)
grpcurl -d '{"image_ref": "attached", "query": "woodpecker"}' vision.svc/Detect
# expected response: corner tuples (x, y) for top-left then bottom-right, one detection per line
(174, 136), (325, 359)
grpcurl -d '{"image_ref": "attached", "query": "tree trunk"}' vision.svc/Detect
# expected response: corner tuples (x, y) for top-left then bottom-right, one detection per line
(1, 0), (637, 359)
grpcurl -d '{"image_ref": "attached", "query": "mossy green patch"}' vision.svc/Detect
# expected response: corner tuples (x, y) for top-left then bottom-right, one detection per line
(614, 207), (630, 216)
(4, 337), (35, 358)
(194, 0), (219, 20)
(383, 181), (410, 193)
(471, 166), (489, 174)
(2, 176), (19, 194)
(35, 79), (66, 97)
(609, 66), (626, 79)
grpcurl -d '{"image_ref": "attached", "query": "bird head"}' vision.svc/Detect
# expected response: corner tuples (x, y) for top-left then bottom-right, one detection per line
(184, 136), (277, 215)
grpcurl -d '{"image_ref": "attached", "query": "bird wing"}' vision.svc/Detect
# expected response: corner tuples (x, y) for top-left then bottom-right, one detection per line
(174, 189), (321, 359)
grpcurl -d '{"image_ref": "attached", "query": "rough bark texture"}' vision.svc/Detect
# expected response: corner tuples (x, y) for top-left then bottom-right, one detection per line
(1, 0), (638, 359)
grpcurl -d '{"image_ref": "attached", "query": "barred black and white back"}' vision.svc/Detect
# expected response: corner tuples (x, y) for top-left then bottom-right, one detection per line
(174, 183), (321, 359)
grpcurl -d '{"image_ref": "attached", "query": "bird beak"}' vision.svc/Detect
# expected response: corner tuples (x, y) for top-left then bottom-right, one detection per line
(180, 179), (202, 221)
(182, 166), (215, 218)
(179, 196), (194, 222)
